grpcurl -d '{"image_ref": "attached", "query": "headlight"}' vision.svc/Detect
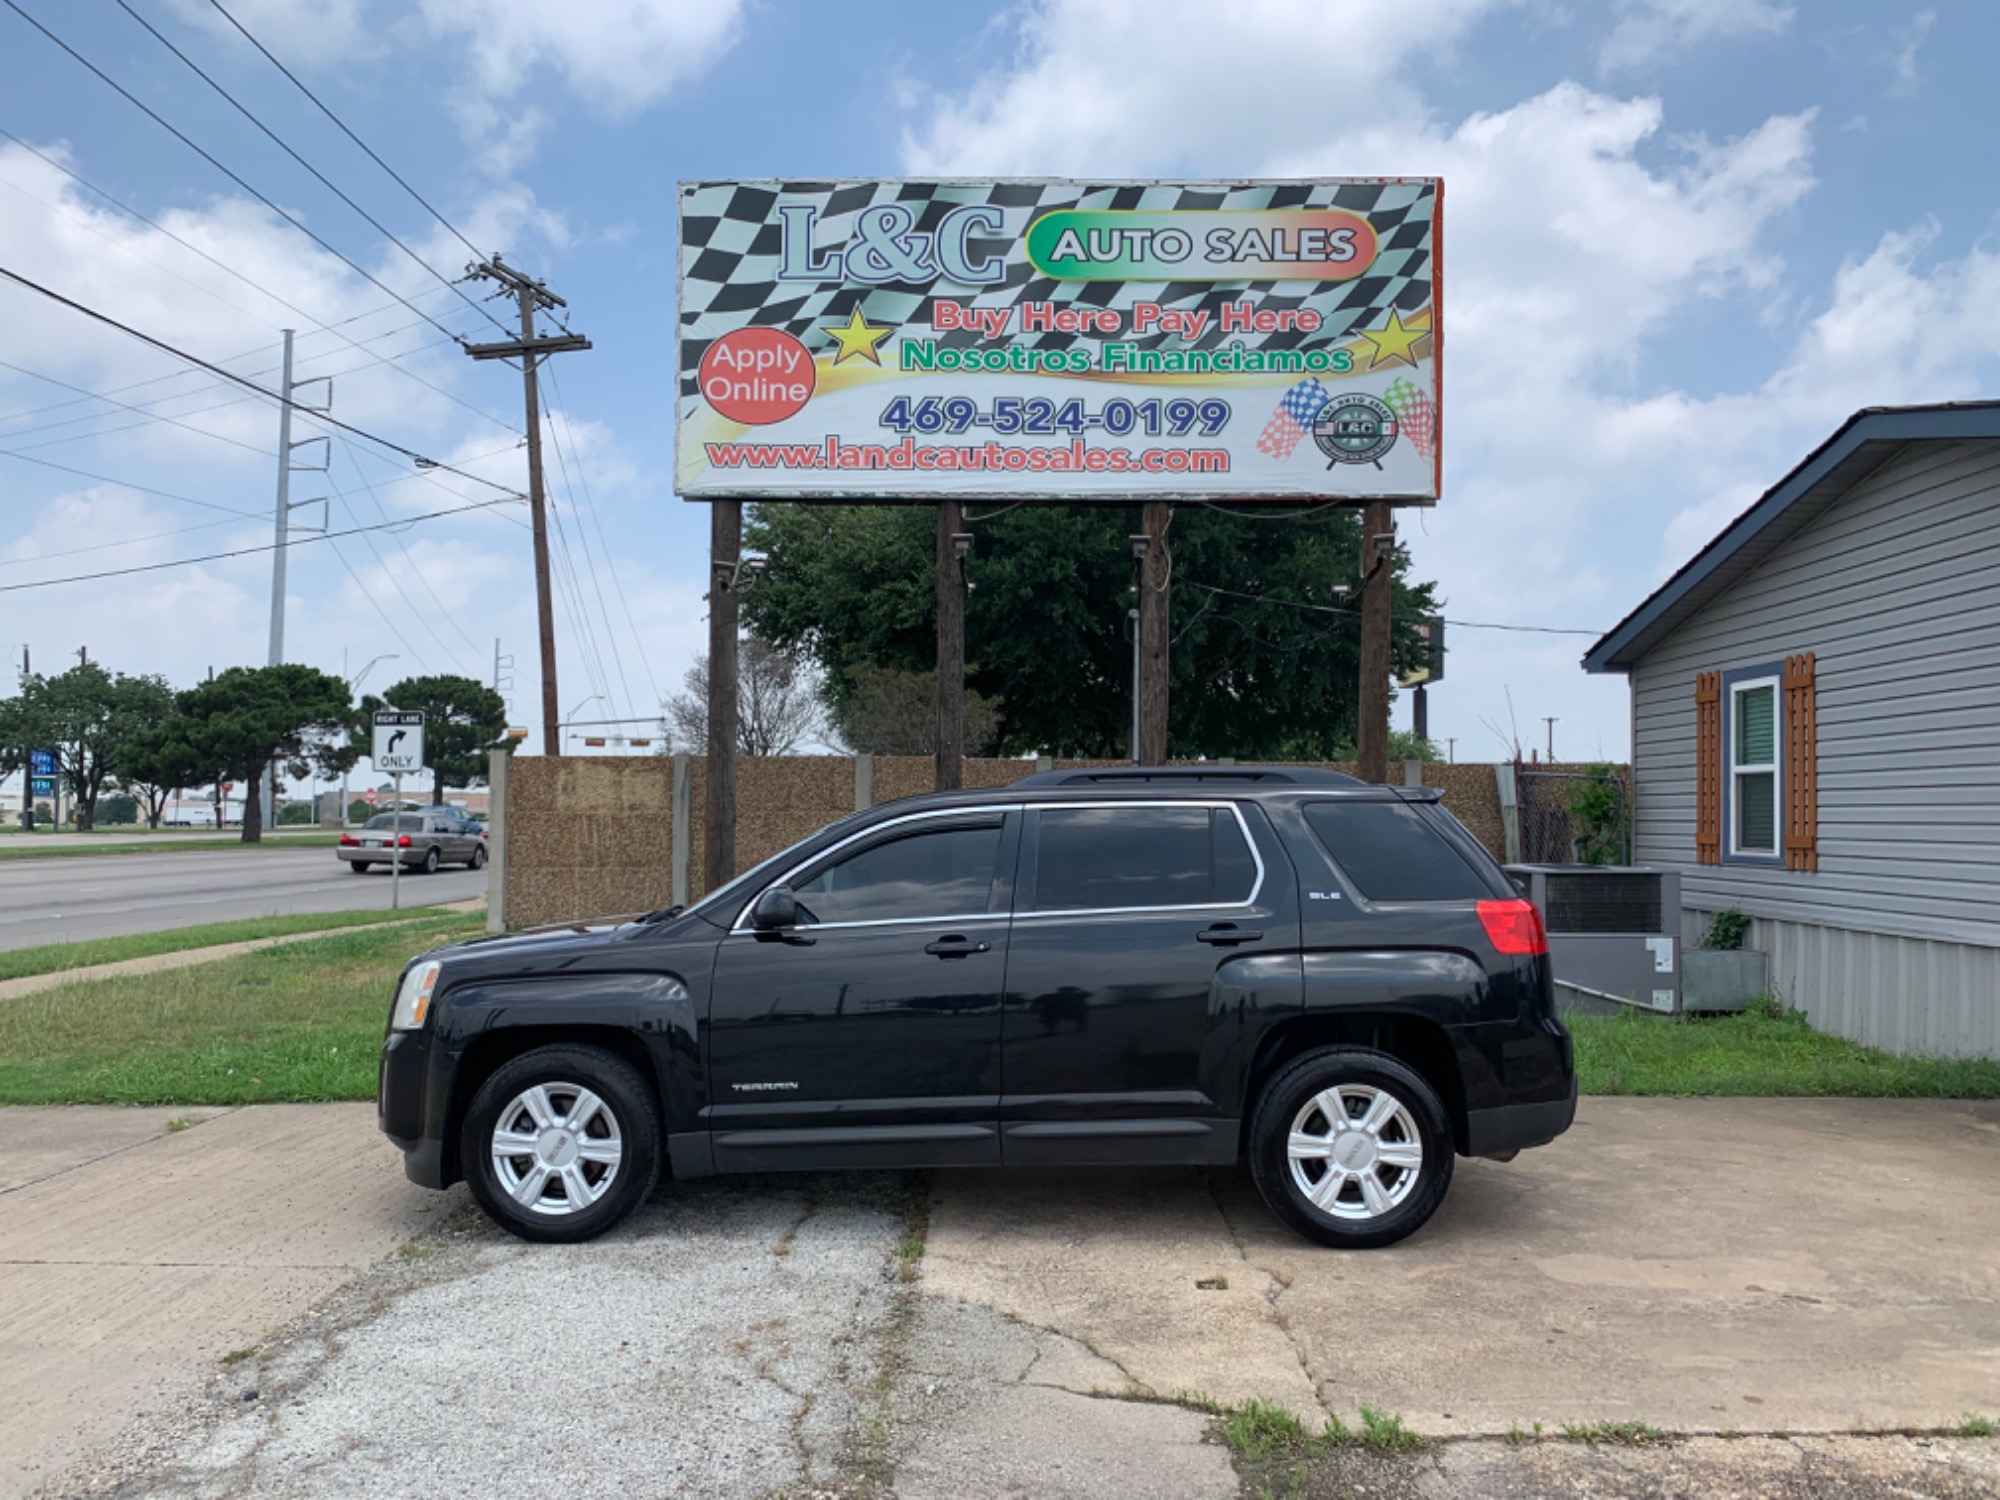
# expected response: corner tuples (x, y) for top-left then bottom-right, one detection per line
(390, 960), (442, 1031)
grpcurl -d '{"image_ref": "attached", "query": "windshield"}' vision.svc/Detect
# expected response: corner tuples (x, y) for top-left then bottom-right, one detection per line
(683, 809), (873, 924)
(362, 814), (422, 831)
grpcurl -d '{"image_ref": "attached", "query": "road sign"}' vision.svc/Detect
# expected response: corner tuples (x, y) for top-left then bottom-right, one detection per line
(364, 787), (378, 807)
(373, 711), (425, 774)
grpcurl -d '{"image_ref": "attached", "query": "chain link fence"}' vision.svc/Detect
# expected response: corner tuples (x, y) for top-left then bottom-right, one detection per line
(1516, 769), (1630, 865)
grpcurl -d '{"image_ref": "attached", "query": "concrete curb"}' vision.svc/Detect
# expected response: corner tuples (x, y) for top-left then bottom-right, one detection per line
(0, 898), (486, 1003)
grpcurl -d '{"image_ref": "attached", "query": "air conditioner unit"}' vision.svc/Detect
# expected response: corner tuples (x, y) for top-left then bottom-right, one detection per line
(1505, 864), (1682, 1015)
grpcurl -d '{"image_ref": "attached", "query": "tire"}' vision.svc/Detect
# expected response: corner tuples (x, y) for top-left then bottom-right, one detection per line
(468, 844), (488, 871)
(421, 845), (440, 874)
(1248, 1047), (1455, 1250)
(461, 1045), (661, 1244)
(348, 861), (370, 874)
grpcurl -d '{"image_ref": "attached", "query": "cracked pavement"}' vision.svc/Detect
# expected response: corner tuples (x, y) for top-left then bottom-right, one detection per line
(15, 1097), (2000, 1498)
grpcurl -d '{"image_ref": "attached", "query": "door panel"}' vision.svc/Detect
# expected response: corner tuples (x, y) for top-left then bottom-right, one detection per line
(705, 812), (1016, 1171)
(998, 802), (1296, 1165)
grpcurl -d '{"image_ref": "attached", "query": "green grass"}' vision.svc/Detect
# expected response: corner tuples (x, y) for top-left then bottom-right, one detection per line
(1560, 1420), (1669, 1446)
(0, 832), (338, 859)
(1216, 1399), (1424, 1460)
(1572, 1007), (2000, 1098)
(0, 914), (483, 1105)
(0, 908), (462, 983)
(1960, 1414), (1997, 1438)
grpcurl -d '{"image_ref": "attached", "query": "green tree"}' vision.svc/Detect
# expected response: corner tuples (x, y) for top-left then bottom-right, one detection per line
(98, 792), (140, 825)
(112, 713), (215, 829)
(175, 665), (352, 843)
(742, 503), (1440, 758)
(0, 665), (174, 830)
(346, 675), (508, 804)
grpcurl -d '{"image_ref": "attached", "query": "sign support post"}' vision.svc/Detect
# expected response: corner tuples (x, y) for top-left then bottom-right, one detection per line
(1357, 500), (1395, 784)
(391, 771), (402, 912)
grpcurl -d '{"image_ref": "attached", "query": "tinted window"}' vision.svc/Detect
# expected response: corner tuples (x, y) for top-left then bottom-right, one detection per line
(792, 821), (1002, 926)
(1305, 801), (1489, 902)
(363, 814), (420, 831)
(1035, 806), (1249, 911)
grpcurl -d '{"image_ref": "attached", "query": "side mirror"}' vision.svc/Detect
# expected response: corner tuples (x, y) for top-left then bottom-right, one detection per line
(749, 885), (798, 931)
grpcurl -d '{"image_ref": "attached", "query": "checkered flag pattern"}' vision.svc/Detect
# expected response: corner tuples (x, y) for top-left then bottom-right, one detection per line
(1382, 376), (1437, 460)
(677, 179), (1438, 409)
(1256, 378), (1330, 459)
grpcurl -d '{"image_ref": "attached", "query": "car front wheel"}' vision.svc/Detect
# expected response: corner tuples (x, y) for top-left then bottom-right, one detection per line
(1249, 1046), (1454, 1250)
(461, 1045), (661, 1243)
(468, 844), (487, 870)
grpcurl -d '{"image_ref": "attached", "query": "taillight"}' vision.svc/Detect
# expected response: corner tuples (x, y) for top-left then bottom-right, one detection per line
(338, 834), (357, 846)
(398, 834), (413, 847)
(1477, 898), (1548, 956)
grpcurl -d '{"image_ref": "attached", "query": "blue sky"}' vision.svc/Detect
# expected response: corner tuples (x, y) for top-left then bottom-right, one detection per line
(3, 0), (1996, 767)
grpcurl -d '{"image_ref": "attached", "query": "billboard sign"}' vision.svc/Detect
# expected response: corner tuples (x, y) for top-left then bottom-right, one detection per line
(676, 178), (1440, 502)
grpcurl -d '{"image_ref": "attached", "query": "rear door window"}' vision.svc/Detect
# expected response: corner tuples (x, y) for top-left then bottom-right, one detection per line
(1034, 805), (1256, 911)
(1304, 801), (1490, 902)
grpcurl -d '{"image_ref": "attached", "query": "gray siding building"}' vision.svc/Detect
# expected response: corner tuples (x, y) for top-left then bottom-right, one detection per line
(1585, 404), (2000, 1060)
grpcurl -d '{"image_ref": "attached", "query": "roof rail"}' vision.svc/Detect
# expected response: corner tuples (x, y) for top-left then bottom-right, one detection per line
(1011, 765), (1362, 788)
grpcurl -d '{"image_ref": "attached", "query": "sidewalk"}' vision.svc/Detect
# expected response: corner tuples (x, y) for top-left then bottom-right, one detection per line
(0, 1105), (456, 1500)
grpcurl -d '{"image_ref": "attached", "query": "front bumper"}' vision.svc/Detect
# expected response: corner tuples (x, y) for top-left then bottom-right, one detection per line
(1463, 1073), (1578, 1157)
(379, 1029), (451, 1188)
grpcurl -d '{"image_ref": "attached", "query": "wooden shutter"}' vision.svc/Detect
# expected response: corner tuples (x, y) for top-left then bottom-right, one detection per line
(1695, 671), (1722, 865)
(1784, 653), (1818, 872)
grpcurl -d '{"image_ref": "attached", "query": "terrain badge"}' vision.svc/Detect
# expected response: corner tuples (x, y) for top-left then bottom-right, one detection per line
(1312, 394), (1400, 469)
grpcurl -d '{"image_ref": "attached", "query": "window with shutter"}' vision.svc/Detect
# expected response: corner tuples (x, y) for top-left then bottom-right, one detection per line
(1729, 677), (1780, 857)
(1694, 672), (1721, 865)
(1783, 653), (1817, 871)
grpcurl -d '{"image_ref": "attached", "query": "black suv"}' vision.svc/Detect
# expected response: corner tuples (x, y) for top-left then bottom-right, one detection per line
(379, 768), (1575, 1249)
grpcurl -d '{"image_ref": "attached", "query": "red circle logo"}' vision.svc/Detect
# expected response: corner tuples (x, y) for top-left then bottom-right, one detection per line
(698, 327), (815, 426)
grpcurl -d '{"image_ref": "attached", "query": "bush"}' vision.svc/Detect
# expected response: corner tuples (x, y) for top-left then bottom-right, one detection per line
(98, 793), (140, 825)
(277, 801), (317, 826)
(347, 799), (374, 824)
(1702, 909), (1753, 950)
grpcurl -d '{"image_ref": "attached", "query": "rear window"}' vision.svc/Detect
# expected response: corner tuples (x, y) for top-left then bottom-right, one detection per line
(1304, 800), (1491, 902)
(363, 814), (421, 831)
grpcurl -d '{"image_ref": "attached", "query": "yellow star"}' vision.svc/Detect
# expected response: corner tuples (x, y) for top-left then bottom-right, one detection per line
(820, 307), (894, 366)
(1358, 309), (1426, 371)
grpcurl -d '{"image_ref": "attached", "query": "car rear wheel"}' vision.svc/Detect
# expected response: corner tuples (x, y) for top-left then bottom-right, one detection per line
(421, 845), (440, 874)
(461, 1045), (661, 1243)
(1249, 1047), (1454, 1250)
(348, 861), (370, 874)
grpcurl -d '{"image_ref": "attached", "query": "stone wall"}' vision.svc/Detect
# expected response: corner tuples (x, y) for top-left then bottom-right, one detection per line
(499, 754), (1524, 928)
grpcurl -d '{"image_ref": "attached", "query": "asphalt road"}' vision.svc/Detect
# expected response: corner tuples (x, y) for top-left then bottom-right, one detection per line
(0, 846), (486, 950)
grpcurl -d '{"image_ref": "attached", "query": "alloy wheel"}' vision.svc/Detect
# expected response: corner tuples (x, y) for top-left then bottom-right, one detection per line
(1286, 1084), (1424, 1221)
(489, 1083), (623, 1216)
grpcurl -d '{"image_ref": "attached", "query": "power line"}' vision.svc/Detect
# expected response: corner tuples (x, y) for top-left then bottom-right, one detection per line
(205, 0), (486, 263)
(1183, 580), (1603, 635)
(543, 363), (660, 705)
(0, 263), (521, 495)
(0, 359), (272, 457)
(1, 1), (463, 344)
(0, 494), (524, 592)
(0, 128), (519, 433)
(538, 394), (633, 720)
(0, 513), (239, 567)
(110, 0), (508, 340)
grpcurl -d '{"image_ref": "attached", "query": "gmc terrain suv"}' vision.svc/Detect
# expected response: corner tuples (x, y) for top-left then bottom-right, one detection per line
(379, 768), (1576, 1249)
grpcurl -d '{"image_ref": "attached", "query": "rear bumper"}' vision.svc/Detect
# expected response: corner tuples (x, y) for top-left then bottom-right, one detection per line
(338, 845), (422, 864)
(1464, 1074), (1577, 1157)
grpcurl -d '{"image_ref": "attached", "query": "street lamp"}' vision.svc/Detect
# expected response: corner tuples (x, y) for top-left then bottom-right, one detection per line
(339, 652), (399, 828)
(564, 695), (606, 752)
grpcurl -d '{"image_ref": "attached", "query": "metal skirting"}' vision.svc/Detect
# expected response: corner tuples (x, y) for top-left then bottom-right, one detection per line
(1686, 908), (2000, 1060)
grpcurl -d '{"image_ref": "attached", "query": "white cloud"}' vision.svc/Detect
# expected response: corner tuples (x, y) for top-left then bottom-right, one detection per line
(1885, 10), (1936, 97)
(418, 0), (745, 116)
(1598, 0), (1793, 73)
(902, 0), (1504, 175)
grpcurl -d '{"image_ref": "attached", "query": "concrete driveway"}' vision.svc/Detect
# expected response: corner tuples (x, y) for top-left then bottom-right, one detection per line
(14, 1098), (2000, 1499)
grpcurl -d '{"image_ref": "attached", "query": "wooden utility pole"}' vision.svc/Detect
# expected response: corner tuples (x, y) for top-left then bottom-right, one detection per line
(1138, 500), (1172, 764)
(705, 502), (742, 890)
(935, 502), (967, 791)
(1356, 499), (1394, 784)
(464, 257), (591, 757)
